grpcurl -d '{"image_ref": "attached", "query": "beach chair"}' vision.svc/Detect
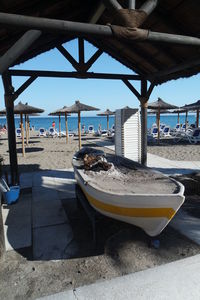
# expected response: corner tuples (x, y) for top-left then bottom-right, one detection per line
(88, 125), (94, 134)
(16, 128), (21, 138)
(160, 124), (166, 132)
(39, 128), (46, 137)
(187, 128), (200, 144)
(48, 127), (58, 137)
(151, 127), (158, 138)
(175, 124), (181, 131)
(161, 126), (171, 137)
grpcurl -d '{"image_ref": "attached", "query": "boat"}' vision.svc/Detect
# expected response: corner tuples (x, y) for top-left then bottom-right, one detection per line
(72, 148), (185, 237)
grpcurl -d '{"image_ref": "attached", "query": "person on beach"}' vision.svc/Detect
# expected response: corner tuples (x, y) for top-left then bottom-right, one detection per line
(52, 121), (55, 128)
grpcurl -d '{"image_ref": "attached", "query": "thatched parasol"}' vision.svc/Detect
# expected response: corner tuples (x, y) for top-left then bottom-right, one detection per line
(0, 101), (44, 156)
(148, 98), (178, 139)
(62, 100), (99, 149)
(97, 109), (115, 131)
(181, 100), (200, 128)
(49, 106), (70, 142)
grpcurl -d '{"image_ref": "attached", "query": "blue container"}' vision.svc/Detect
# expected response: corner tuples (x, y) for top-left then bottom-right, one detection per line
(4, 186), (20, 205)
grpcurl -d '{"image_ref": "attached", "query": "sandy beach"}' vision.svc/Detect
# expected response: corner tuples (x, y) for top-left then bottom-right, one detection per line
(0, 132), (200, 299)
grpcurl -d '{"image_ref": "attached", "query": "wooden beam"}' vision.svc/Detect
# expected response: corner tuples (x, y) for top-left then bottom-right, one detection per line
(9, 69), (142, 80)
(2, 73), (19, 185)
(0, 30), (41, 74)
(84, 49), (103, 72)
(146, 82), (155, 98)
(102, 0), (122, 11)
(89, 2), (105, 23)
(13, 75), (37, 100)
(57, 45), (79, 71)
(128, 0), (136, 9)
(140, 0), (158, 15)
(0, 12), (200, 46)
(78, 38), (85, 70)
(122, 79), (141, 98)
(140, 79), (148, 166)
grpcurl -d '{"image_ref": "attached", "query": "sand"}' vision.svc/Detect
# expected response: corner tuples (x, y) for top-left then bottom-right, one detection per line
(148, 138), (200, 161)
(0, 132), (200, 299)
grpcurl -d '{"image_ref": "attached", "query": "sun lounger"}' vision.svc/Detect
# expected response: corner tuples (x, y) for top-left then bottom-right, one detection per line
(88, 125), (94, 134)
(16, 128), (21, 138)
(151, 127), (158, 138)
(39, 128), (46, 137)
(174, 128), (200, 144)
(48, 127), (58, 137)
(161, 126), (171, 137)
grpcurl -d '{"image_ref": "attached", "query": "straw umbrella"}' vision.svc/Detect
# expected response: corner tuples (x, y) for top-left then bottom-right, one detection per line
(97, 109), (115, 131)
(181, 100), (200, 128)
(49, 106), (70, 142)
(62, 100), (99, 149)
(148, 98), (178, 140)
(0, 102), (44, 156)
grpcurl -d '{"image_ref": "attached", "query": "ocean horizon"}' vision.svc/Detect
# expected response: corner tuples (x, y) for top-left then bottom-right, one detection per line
(0, 114), (197, 132)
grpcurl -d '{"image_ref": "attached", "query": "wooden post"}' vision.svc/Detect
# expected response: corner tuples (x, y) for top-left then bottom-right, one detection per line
(157, 107), (160, 141)
(25, 114), (28, 145)
(107, 115), (109, 131)
(27, 116), (30, 143)
(177, 111), (180, 124)
(140, 80), (148, 166)
(59, 114), (61, 138)
(196, 109), (199, 128)
(20, 113), (25, 157)
(3, 74), (19, 185)
(78, 111), (81, 150)
(65, 113), (68, 143)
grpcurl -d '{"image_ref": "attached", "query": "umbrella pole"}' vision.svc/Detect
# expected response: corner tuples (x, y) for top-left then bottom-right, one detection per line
(65, 113), (68, 143)
(78, 111), (81, 150)
(107, 115), (109, 131)
(27, 116), (30, 143)
(196, 109), (199, 128)
(59, 114), (61, 138)
(25, 114), (28, 146)
(20, 113), (25, 157)
(178, 112), (180, 124)
(157, 109), (160, 141)
(185, 110), (188, 131)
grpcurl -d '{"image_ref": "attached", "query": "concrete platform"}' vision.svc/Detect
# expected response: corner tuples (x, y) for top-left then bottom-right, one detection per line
(39, 254), (200, 300)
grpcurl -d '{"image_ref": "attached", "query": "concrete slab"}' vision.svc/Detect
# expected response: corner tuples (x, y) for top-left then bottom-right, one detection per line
(55, 180), (76, 199)
(40, 255), (200, 300)
(20, 172), (33, 188)
(4, 221), (31, 251)
(32, 198), (68, 228)
(32, 187), (59, 202)
(38, 291), (75, 300)
(171, 209), (200, 245)
(33, 223), (75, 260)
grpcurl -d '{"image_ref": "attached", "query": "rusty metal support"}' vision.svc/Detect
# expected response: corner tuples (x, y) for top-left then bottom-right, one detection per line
(2, 73), (19, 185)
(0, 30), (41, 74)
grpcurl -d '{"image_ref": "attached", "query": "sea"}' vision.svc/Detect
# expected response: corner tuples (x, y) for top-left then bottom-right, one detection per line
(0, 114), (197, 132)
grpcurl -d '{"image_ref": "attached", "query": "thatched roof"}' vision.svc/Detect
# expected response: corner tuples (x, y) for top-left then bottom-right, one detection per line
(97, 109), (115, 116)
(148, 97), (178, 109)
(63, 100), (99, 113)
(1, 0), (200, 85)
(49, 106), (70, 116)
(0, 101), (44, 114)
(181, 100), (200, 110)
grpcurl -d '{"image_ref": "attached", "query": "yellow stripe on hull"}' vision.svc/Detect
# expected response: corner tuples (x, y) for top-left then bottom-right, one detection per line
(81, 187), (176, 220)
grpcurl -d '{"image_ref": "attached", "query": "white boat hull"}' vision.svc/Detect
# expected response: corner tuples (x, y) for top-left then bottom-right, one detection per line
(73, 157), (185, 237)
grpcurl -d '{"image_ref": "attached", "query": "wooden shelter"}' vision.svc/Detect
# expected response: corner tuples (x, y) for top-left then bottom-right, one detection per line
(49, 107), (70, 141)
(181, 100), (200, 128)
(63, 100), (99, 149)
(97, 109), (115, 131)
(148, 98), (178, 139)
(0, 0), (200, 185)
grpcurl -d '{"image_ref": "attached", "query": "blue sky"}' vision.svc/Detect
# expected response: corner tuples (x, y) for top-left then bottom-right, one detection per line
(0, 39), (200, 116)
